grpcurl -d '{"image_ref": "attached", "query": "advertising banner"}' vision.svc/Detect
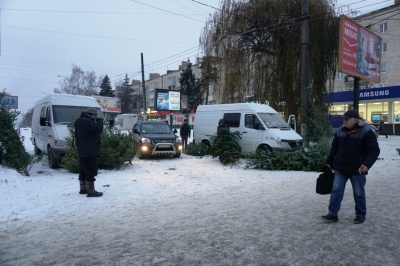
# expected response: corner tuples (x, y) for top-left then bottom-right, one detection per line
(92, 96), (121, 113)
(338, 15), (382, 83)
(154, 89), (181, 111)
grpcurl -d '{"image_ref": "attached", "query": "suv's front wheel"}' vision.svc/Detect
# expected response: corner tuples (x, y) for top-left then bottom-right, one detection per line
(173, 152), (181, 158)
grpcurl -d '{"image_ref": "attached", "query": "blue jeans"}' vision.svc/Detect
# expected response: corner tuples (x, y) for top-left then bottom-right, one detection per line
(328, 170), (367, 218)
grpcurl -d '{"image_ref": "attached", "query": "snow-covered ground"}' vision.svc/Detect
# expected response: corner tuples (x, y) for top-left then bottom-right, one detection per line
(1, 128), (400, 265)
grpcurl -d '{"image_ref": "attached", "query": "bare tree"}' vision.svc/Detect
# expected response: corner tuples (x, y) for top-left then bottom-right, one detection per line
(200, 0), (339, 119)
(55, 65), (99, 96)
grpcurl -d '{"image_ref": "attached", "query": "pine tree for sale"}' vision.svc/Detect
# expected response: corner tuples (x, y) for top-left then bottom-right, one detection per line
(0, 92), (34, 176)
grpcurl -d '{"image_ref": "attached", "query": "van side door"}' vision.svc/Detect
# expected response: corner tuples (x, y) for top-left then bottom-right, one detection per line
(241, 113), (264, 153)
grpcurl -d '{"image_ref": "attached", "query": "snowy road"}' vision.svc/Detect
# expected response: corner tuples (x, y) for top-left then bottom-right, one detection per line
(0, 130), (399, 265)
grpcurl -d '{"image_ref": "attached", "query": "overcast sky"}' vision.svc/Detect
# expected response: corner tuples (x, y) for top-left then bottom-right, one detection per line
(0, 0), (395, 115)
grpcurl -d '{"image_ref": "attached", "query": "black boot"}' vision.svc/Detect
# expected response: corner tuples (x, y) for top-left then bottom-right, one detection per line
(79, 180), (87, 194)
(86, 182), (103, 197)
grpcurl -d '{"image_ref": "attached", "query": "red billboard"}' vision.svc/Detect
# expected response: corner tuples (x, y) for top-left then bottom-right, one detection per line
(338, 15), (382, 83)
(92, 96), (121, 113)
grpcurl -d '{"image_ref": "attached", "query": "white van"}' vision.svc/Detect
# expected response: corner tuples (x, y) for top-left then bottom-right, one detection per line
(31, 94), (102, 168)
(194, 103), (303, 153)
(114, 113), (139, 131)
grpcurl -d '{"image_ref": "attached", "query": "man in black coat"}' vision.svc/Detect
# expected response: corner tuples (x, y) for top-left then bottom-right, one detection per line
(321, 109), (380, 224)
(217, 119), (229, 135)
(379, 119), (388, 138)
(180, 119), (190, 151)
(74, 107), (104, 197)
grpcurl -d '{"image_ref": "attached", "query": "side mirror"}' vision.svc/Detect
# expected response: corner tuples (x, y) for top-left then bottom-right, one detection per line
(173, 129), (177, 134)
(133, 128), (139, 134)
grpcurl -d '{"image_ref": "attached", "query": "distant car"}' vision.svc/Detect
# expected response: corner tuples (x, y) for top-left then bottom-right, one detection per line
(132, 121), (182, 159)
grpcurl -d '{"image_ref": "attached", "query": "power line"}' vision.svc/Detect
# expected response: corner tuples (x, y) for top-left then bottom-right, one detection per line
(174, 0), (203, 15)
(189, 0), (220, 11)
(130, 0), (205, 23)
(1, 8), (207, 16)
(1, 25), (196, 45)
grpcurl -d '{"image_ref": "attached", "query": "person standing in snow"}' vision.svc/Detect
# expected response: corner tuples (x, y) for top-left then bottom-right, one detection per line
(74, 107), (104, 197)
(180, 118), (190, 151)
(321, 109), (380, 224)
(217, 119), (229, 135)
(379, 119), (388, 138)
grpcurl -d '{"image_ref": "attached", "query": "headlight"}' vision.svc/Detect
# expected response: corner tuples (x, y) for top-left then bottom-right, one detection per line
(176, 137), (182, 143)
(54, 139), (67, 147)
(276, 139), (290, 148)
(141, 138), (151, 144)
(54, 140), (62, 147)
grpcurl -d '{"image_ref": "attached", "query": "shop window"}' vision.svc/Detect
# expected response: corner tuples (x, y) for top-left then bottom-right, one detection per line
(394, 102), (400, 123)
(367, 102), (388, 123)
(358, 104), (366, 120)
(330, 104), (347, 115)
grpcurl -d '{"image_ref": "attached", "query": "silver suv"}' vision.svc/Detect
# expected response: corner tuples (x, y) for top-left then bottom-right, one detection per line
(133, 121), (182, 159)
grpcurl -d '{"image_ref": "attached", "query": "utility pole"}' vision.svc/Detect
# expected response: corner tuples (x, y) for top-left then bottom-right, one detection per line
(141, 53), (146, 119)
(301, 0), (310, 146)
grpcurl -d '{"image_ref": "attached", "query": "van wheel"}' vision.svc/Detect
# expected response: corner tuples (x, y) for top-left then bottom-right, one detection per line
(48, 147), (59, 169)
(33, 141), (41, 155)
(201, 140), (211, 153)
(257, 145), (272, 154)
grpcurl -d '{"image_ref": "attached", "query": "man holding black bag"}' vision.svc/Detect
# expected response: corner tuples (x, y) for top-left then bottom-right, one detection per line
(321, 109), (380, 224)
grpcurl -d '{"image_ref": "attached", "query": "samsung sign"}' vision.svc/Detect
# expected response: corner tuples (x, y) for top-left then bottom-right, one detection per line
(325, 85), (400, 103)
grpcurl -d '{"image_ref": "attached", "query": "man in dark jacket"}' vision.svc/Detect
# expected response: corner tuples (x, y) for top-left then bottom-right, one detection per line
(379, 119), (388, 138)
(321, 109), (380, 224)
(180, 119), (190, 151)
(217, 119), (229, 134)
(74, 107), (104, 197)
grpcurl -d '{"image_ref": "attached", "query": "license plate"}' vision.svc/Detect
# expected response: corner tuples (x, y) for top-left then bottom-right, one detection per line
(158, 144), (170, 148)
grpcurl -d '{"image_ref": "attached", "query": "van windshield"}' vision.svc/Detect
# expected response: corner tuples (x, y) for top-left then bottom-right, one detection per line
(52, 105), (101, 124)
(257, 113), (290, 129)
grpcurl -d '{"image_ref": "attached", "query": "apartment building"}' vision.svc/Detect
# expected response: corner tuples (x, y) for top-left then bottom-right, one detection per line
(330, 0), (400, 134)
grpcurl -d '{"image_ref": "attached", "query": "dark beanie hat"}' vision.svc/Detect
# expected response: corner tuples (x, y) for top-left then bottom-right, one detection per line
(86, 108), (98, 115)
(343, 109), (360, 119)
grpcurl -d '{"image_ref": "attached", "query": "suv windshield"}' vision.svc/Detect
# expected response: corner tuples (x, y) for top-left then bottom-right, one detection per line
(141, 123), (171, 134)
(258, 113), (290, 129)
